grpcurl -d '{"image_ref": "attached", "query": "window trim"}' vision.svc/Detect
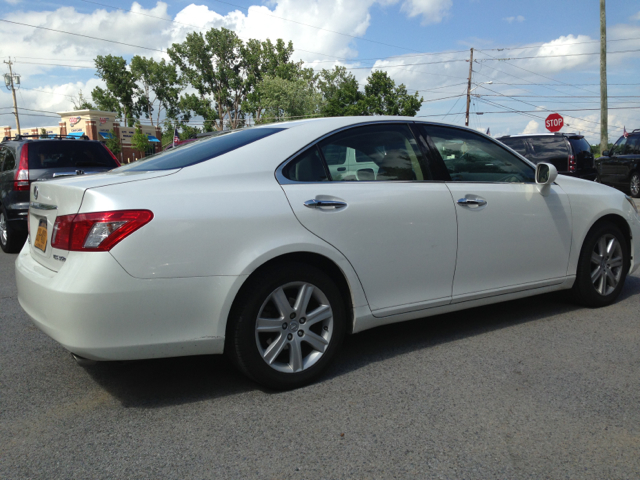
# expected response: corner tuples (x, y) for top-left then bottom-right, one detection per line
(276, 121), (438, 185)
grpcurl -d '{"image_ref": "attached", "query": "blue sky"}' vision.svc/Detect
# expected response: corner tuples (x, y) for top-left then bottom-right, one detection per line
(1, 0), (639, 144)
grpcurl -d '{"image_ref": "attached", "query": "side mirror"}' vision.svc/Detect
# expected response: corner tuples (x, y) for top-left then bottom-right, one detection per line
(535, 163), (558, 185)
(602, 150), (610, 157)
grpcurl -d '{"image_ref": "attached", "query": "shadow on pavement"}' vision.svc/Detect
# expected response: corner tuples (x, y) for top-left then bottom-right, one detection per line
(83, 275), (640, 408)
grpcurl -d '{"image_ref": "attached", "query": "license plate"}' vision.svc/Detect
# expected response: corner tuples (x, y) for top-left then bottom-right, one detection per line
(34, 219), (47, 252)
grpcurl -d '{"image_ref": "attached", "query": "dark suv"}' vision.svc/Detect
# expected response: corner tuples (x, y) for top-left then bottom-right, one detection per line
(0, 135), (120, 253)
(595, 130), (640, 198)
(497, 133), (596, 180)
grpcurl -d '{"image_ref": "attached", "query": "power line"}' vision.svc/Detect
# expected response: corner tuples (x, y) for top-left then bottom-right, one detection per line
(0, 18), (165, 53)
(477, 48), (640, 61)
(482, 36), (640, 52)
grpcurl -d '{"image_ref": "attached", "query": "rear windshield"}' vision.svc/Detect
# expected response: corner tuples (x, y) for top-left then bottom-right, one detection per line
(528, 137), (568, 156)
(498, 137), (528, 156)
(28, 141), (118, 169)
(117, 127), (285, 172)
(568, 137), (592, 154)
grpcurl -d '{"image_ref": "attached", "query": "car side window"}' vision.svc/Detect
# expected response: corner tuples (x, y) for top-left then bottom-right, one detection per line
(627, 136), (640, 155)
(2, 147), (16, 171)
(425, 125), (535, 183)
(499, 137), (529, 157)
(282, 146), (329, 182)
(318, 124), (429, 182)
(611, 136), (629, 155)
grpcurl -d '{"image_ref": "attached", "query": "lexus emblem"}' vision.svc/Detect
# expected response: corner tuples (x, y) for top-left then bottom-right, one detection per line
(34, 185), (39, 200)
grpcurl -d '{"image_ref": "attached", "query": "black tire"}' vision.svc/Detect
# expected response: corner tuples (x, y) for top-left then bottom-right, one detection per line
(0, 207), (25, 254)
(572, 222), (629, 308)
(226, 262), (346, 390)
(629, 172), (640, 198)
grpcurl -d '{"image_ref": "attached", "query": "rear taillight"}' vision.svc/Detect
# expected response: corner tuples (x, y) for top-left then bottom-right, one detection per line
(14, 144), (29, 191)
(568, 154), (576, 173)
(51, 210), (153, 251)
(102, 144), (121, 166)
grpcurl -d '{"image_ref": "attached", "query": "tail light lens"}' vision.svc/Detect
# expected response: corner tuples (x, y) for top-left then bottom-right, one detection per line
(102, 144), (121, 166)
(51, 210), (153, 251)
(568, 154), (576, 173)
(14, 144), (29, 191)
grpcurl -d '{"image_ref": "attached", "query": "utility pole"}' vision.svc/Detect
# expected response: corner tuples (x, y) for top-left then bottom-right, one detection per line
(3, 59), (21, 135)
(600, 0), (608, 155)
(465, 48), (474, 127)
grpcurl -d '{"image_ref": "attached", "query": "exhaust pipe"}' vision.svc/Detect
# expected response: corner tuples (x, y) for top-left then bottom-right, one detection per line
(71, 353), (97, 367)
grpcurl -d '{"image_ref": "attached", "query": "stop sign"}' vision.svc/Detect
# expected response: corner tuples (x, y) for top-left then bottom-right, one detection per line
(545, 113), (564, 132)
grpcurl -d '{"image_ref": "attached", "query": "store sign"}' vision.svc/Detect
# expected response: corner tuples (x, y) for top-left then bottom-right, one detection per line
(99, 117), (109, 125)
(69, 116), (81, 127)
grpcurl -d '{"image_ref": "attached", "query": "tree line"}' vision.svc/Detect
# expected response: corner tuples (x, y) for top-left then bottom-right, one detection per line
(76, 27), (423, 142)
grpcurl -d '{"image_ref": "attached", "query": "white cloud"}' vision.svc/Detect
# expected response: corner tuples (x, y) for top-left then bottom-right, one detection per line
(632, 11), (640, 21)
(4, 0), (22, 5)
(400, 0), (453, 25)
(503, 15), (524, 23)
(522, 120), (539, 134)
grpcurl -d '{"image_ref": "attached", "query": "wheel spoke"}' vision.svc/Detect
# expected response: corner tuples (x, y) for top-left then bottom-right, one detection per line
(605, 238), (618, 257)
(609, 256), (623, 268)
(591, 265), (603, 283)
(256, 317), (283, 333)
(293, 283), (314, 315)
(263, 333), (287, 365)
(591, 251), (603, 264)
(598, 236), (607, 257)
(597, 271), (606, 295)
(289, 339), (303, 372)
(305, 304), (332, 327)
(271, 287), (293, 318)
(303, 331), (329, 353)
(605, 268), (617, 286)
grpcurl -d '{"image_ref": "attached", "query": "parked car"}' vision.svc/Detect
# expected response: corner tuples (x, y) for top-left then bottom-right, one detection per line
(497, 132), (596, 180)
(16, 118), (640, 389)
(0, 135), (120, 253)
(595, 130), (640, 198)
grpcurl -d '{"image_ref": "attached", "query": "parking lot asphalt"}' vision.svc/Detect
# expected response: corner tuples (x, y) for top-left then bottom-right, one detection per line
(1, 246), (640, 479)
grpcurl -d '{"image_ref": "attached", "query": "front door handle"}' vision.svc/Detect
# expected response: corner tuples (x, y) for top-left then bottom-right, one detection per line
(457, 197), (487, 207)
(304, 199), (347, 209)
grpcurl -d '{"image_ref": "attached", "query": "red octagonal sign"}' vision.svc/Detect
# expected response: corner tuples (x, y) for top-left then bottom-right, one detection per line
(545, 113), (564, 132)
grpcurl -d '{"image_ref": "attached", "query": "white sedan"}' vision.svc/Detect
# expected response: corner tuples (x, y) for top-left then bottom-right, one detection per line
(16, 117), (640, 389)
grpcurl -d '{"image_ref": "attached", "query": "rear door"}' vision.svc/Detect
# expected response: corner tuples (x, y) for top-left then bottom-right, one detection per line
(279, 123), (458, 315)
(420, 124), (572, 300)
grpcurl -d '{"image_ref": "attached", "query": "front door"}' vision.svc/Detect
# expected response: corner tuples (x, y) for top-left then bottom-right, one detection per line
(420, 124), (573, 299)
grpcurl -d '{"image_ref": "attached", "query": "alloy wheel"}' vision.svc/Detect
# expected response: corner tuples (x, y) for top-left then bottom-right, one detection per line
(590, 233), (623, 296)
(0, 212), (7, 247)
(255, 282), (334, 373)
(630, 174), (640, 197)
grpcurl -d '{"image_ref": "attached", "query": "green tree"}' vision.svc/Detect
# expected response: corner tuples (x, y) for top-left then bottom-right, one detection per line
(72, 90), (95, 110)
(130, 56), (184, 127)
(39, 128), (48, 139)
(92, 55), (140, 126)
(131, 123), (149, 158)
(258, 75), (323, 123)
(363, 71), (423, 116)
(317, 66), (367, 117)
(105, 129), (122, 158)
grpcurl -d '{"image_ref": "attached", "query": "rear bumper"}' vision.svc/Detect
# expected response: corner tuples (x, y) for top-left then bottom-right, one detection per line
(15, 243), (244, 360)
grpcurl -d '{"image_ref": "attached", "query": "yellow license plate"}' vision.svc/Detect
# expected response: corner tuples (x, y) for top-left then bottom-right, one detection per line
(34, 219), (47, 252)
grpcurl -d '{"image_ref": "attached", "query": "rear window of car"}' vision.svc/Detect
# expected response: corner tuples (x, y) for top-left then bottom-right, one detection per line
(568, 137), (591, 154)
(498, 137), (529, 156)
(118, 128), (285, 171)
(528, 137), (568, 156)
(28, 141), (118, 169)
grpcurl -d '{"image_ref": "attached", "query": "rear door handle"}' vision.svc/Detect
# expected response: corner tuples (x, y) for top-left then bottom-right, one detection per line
(304, 199), (347, 209)
(457, 197), (487, 207)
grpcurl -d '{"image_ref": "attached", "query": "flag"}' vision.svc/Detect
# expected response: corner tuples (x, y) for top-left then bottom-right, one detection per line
(486, 127), (491, 136)
(173, 127), (179, 146)
(623, 126), (629, 138)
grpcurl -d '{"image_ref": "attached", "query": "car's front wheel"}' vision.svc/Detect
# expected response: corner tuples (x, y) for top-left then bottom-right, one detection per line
(629, 172), (640, 198)
(226, 263), (346, 390)
(572, 222), (629, 308)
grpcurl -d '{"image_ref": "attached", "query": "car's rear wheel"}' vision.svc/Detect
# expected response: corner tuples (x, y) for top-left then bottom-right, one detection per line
(226, 262), (346, 390)
(629, 172), (640, 198)
(572, 222), (629, 307)
(0, 207), (24, 254)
